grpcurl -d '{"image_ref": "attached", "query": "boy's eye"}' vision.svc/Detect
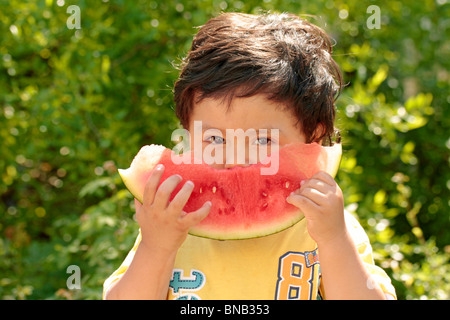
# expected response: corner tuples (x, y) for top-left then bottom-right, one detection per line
(206, 136), (225, 144)
(255, 137), (271, 145)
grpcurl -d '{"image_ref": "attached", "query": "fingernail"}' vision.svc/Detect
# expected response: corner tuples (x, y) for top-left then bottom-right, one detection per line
(186, 180), (194, 187)
(300, 180), (305, 186)
(156, 164), (164, 170)
(205, 201), (212, 207)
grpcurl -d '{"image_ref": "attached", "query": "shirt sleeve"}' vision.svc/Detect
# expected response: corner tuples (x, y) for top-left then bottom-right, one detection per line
(343, 211), (397, 299)
(102, 231), (142, 299)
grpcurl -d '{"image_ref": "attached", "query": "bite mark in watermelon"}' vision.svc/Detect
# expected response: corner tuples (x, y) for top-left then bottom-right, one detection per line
(119, 142), (341, 240)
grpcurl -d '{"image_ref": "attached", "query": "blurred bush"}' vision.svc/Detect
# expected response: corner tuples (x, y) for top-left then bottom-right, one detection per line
(0, 0), (448, 299)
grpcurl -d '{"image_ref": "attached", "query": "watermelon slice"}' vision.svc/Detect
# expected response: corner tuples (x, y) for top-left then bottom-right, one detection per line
(119, 142), (341, 240)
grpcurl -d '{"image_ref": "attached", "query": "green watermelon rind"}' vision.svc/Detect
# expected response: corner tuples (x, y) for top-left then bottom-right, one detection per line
(188, 210), (304, 240)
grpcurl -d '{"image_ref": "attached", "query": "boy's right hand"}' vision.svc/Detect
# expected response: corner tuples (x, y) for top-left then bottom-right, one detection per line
(135, 164), (212, 254)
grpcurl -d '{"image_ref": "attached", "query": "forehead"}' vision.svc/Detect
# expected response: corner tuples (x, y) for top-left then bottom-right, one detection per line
(189, 94), (294, 130)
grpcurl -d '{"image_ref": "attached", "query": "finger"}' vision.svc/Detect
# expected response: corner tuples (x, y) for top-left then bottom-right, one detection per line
(309, 171), (335, 186)
(300, 186), (326, 199)
(298, 187), (328, 206)
(300, 178), (331, 194)
(293, 178), (334, 195)
(143, 164), (165, 205)
(286, 194), (320, 219)
(287, 192), (321, 208)
(153, 174), (183, 209)
(181, 201), (212, 227)
(169, 180), (195, 214)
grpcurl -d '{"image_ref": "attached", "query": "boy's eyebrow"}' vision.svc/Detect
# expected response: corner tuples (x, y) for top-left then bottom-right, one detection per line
(201, 123), (284, 135)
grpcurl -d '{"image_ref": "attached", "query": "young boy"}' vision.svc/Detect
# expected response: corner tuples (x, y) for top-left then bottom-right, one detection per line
(103, 12), (396, 300)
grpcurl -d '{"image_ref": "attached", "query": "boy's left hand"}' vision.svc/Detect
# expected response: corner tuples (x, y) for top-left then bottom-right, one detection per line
(286, 171), (345, 246)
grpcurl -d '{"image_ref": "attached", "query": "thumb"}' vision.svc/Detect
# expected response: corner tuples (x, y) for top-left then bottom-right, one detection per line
(134, 198), (142, 212)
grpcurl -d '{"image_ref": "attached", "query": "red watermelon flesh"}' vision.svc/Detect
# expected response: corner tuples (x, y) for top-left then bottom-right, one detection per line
(119, 142), (341, 240)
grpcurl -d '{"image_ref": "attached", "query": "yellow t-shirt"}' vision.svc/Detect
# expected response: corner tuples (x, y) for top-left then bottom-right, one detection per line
(103, 211), (396, 300)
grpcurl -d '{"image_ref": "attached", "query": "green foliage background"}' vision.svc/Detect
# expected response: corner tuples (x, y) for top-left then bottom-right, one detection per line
(1, 0), (448, 299)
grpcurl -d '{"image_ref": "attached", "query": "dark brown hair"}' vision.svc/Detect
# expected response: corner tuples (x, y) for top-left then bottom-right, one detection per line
(173, 12), (343, 144)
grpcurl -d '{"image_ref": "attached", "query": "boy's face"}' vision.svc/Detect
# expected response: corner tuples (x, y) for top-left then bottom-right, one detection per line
(187, 93), (307, 169)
